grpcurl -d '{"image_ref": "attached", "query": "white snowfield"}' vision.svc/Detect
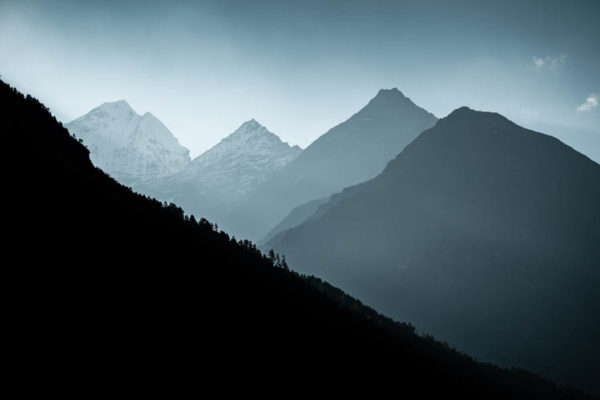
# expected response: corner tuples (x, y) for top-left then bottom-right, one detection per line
(66, 102), (301, 226)
(66, 100), (190, 185)
(176, 119), (302, 198)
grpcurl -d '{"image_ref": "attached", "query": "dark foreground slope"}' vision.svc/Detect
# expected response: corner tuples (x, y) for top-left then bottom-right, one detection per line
(1, 80), (593, 398)
(267, 107), (600, 395)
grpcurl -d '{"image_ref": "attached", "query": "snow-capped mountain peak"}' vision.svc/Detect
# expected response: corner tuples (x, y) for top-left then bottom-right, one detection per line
(100, 99), (133, 109)
(66, 101), (190, 186)
(139, 119), (302, 220)
(225, 119), (277, 141)
(188, 120), (301, 176)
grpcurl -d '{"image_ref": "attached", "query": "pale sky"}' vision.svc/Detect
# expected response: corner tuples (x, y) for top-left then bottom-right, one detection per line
(1, 0), (598, 159)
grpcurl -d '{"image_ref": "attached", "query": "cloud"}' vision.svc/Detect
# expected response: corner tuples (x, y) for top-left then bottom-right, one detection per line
(531, 54), (567, 70)
(577, 94), (598, 112)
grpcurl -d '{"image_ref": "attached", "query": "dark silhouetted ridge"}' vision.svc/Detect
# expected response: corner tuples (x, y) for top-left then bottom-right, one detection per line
(267, 106), (600, 395)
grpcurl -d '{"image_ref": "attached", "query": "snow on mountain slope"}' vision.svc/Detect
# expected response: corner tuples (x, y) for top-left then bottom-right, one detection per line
(138, 119), (301, 222)
(66, 100), (190, 185)
(181, 119), (301, 197)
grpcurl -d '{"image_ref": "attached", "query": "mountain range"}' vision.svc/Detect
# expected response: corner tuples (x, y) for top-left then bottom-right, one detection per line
(266, 107), (600, 394)
(41, 81), (600, 395)
(221, 88), (438, 240)
(68, 88), (437, 243)
(138, 119), (301, 225)
(5, 78), (596, 398)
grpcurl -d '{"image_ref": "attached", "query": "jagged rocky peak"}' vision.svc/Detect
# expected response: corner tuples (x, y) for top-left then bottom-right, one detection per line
(66, 100), (190, 186)
(201, 119), (301, 161)
(139, 117), (303, 218)
(239, 118), (261, 130)
(223, 119), (292, 145)
(190, 119), (301, 171)
(227, 119), (268, 138)
(94, 100), (136, 120)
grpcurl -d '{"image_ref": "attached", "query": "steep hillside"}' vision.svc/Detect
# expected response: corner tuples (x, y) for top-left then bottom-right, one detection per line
(1, 81), (594, 397)
(267, 107), (600, 394)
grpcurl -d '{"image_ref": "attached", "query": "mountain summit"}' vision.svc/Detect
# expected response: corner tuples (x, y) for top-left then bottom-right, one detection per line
(267, 107), (600, 394)
(138, 119), (301, 224)
(222, 88), (438, 240)
(66, 101), (190, 186)
(364, 87), (411, 107)
(226, 118), (278, 140)
(176, 119), (301, 198)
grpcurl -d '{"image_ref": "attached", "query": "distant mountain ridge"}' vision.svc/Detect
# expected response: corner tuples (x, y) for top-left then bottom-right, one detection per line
(222, 88), (438, 240)
(266, 106), (600, 394)
(66, 100), (190, 185)
(261, 195), (331, 244)
(6, 78), (595, 398)
(138, 119), (301, 224)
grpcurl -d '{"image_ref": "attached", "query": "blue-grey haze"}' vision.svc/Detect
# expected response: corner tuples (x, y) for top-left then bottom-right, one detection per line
(1, 0), (598, 158)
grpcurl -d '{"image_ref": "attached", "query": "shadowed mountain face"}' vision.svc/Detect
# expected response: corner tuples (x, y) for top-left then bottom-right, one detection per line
(522, 121), (600, 166)
(222, 88), (438, 240)
(3, 80), (595, 398)
(267, 107), (600, 394)
(261, 195), (331, 244)
(136, 119), (301, 225)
